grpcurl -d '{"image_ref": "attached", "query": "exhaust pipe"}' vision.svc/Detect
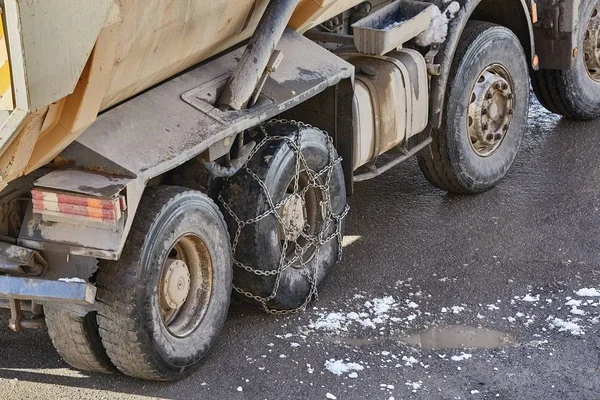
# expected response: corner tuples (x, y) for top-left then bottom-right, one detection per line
(218, 0), (300, 110)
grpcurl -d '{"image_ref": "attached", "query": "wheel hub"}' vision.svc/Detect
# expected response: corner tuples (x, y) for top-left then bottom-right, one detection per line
(584, 5), (600, 82)
(279, 194), (307, 242)
(162, 259), (191, 309)
(467, 66), (514, 157)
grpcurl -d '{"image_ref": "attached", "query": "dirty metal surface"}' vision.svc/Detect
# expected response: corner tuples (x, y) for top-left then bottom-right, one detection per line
(0, 275), (95, 305)
(74, 28), (354, 182)
(33, 170), (133, 198)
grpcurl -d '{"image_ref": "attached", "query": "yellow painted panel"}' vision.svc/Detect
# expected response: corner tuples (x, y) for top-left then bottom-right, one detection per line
(0, 13), (12, 111)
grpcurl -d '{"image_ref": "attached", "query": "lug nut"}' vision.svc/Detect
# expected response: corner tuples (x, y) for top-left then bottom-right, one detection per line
(508, 109), (514, 115)
(503, 125), (509, 131)
(507, 93), (513, 100)
(486, 93), (493, 100)
(495, 133), (503, 141)
(494, 82), (502, 90)
(481, 108), (488, 115)
(486, 134), (495, 141)
(502, 83), (509, 90)
(482, 123), (489, 131)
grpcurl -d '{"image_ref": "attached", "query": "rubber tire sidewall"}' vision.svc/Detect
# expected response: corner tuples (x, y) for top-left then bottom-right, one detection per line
(225, 124), (346, 310)
(444, 24), (529, 192)
(98, 188), (232, 380)
(563, 0), (600, 119)
(142, 194), (230, 369)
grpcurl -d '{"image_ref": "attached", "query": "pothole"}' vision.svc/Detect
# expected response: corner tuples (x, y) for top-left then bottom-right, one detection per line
(398, 325), (513, 350)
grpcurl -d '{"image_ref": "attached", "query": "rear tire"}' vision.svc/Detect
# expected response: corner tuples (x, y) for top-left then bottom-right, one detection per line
(531, 0), (600, 120)
(418, 22), (529, 194)
(45, 308), (116, 374)
(222, 121), (347, 311)
(96, 186), (232, 381)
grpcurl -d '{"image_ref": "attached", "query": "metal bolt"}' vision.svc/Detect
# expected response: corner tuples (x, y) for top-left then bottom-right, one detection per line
(486, 134), (494, 141)
(507, 93), (513, 100)
(503, 125), (509, 131)
(481, 108), (488, 115)
(494, 82), (502, 90)
(486, 93), (493, 100)
(495, 133), (503, 141)
(502, 83), (509, 90)
(508, 109), (514, 115)
(482, 123), (489, 131)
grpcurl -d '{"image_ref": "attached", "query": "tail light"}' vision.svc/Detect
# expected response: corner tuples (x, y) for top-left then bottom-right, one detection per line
(31, 188), (126, 225)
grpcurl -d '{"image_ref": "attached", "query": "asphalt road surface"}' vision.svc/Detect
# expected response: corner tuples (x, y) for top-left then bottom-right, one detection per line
(1, 98), (600, 400)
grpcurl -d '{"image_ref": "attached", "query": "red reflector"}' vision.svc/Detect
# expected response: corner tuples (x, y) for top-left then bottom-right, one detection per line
(31, 188), (126, 225)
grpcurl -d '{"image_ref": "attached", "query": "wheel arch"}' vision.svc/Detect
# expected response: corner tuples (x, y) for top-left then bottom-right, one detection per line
(429, 0), (536, 129)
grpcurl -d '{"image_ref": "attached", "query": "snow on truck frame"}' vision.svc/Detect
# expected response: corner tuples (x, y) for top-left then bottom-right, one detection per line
(0, 0), (596, 381)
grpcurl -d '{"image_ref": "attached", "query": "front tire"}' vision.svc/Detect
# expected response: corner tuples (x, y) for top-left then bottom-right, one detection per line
(418, 22), (529, 194)
(96, 186), (232, 381)
(531, 0), (600, 120)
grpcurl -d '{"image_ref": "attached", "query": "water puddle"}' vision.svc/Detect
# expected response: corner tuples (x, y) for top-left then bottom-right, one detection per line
(399, 325), (513, 350)
(324, 325), (513, 350)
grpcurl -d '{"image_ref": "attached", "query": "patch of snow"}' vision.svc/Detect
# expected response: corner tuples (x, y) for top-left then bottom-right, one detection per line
(407, 301), (419, 309)
(58, 277), (86, 283)
(310, 313), (347, 332)
(237, 387), (243, 392)
(326, 393), (337, 400)
(324, 359), (364, 376)
(348, 372), (358, 378)
(576, 288), (600, 297)
(347, 312), (359, 320)
(414, 2), (461, 46)
(566, 299), (582, 306)
(471, 390), (480, 394)
(487, 304), (500, 311)
(550, 318), (584, 335)
(451, 353), (472, 361)
(368, 296), (396, 315)
(451, 306), (465, 314)
(570, 306), (585, 316)
(405, 380), (422, 391)
(403, 356), (418, 367)
(521, 294), (539, 302)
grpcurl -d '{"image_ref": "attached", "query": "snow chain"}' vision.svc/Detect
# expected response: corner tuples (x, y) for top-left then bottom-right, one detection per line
(219, 119), (349, 315)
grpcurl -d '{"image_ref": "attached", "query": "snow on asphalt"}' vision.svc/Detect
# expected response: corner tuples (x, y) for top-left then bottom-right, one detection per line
(242, 277), (600, 397)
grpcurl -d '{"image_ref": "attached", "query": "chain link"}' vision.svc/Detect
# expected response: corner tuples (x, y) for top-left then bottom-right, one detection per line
(219, 119), (349, 315)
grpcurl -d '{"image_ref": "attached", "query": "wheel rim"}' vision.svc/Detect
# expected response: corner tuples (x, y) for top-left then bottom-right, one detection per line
(278, 170), (324, 269)
(158, 234), (213, 338)
(585, 4), (600, 82)
(467, 64), (514, 157)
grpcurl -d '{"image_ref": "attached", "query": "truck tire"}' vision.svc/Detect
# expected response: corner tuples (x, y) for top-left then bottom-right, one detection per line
(418, 22), (529, 194)
(95, 186), (232, 381)
(222, 121), (347, 311)
(45, 309), (116, 374)
(531, 1), (600, 120)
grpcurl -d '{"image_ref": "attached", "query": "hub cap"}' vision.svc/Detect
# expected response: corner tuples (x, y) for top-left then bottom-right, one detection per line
(158, 234), (213, 338)
(467, 65), (514, 157)
(584, 5), (600, 82)
(280, 194), (307, 242)
(162, 259), (191, 309)
(278, 171), (324, 268)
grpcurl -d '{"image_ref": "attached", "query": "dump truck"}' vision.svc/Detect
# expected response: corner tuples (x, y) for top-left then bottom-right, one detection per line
(0, 0), (597, 381)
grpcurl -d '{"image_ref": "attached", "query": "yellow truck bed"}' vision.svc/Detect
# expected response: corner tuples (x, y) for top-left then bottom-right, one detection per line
(0, 0), (362, 190)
